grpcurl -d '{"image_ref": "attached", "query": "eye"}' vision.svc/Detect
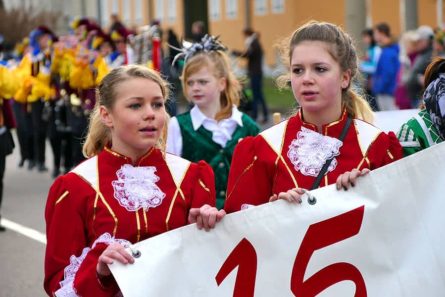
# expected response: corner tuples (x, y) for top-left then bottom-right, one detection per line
(198, 79), (208, 85)
(292, 67), (303, 75)
(152, 101), (164, 110)
(316, 66), (328, 73)
(128, 103), (141, 110)
(186, 80), (194, 87)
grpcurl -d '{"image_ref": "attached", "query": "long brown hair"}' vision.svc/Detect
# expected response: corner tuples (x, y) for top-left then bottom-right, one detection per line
(277, 20), (373, 122)
(83, 65), (170, 157)
(182, 51), (241, 121)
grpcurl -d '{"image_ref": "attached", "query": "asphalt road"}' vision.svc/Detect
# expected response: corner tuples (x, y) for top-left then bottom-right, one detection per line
(0, 133), (52, 297)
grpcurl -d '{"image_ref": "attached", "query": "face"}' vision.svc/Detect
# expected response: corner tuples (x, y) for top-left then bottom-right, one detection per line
(373, 29), (384, 46)
(185, 66), (226, 110)
(116, 39), (126, 53)
(99, 42), (113, 56)
(290, 41), (350, 118)
(100, 77), (166, 160)
(39, 34), (51, 50)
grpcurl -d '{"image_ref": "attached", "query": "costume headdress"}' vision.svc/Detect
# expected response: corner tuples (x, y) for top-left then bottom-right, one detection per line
(170, 34), (226, 66)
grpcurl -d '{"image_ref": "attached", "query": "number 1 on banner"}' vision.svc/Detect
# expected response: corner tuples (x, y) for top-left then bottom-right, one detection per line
(215, 238), (257, 297)
(291, 206), (367, 297)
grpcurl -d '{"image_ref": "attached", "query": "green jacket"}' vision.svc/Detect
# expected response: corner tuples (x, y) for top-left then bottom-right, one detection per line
(397, 109), (443, 156)
(176, 112), (259, 209)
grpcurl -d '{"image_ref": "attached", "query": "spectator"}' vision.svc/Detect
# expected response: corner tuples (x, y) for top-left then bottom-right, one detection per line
(232, 28), (269, 123)
(397, 57), (445, 156)
(372, 22), (400, 110)
(191, 20), (206, 42)
(360, 28), (381, 111)
(405, 25), (434, 107)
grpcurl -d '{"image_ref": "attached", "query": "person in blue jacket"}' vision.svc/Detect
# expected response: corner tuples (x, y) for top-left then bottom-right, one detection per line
(372, 22), (400, 111)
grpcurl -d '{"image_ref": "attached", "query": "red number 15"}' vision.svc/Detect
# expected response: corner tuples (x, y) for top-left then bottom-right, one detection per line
(216, 206), (367, 297)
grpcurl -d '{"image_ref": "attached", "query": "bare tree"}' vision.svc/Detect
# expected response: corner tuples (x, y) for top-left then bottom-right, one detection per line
(0, 5), (60, 50)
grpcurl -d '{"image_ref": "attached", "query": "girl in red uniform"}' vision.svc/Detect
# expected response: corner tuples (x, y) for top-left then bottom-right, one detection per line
(44, 65), (225, 296)
(224, 21), (403, 212)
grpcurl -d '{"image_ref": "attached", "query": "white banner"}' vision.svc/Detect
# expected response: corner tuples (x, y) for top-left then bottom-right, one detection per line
(110, 142), (445, 297)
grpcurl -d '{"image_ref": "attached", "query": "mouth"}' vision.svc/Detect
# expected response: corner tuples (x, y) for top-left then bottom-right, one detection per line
(192, 95), (204, 100)
(139, 127), (157, 134)
(301, 91), (318, 99)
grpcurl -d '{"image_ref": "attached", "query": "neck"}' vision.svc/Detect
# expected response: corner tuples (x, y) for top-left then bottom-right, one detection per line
(109, 144), (154, 165)
(301, 106), (343, 133)
(197, 101), (221, 120)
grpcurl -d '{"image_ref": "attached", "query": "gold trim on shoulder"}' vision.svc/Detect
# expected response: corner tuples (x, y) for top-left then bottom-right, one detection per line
(226, 156), (257, 202)
(55, 190), (69, 205)
(164, 153), (191, 231)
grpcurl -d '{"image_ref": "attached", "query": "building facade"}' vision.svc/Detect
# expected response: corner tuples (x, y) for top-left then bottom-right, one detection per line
(4, 0), (444, 67)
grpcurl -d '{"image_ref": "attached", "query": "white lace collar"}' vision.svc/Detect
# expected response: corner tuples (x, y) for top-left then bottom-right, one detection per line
(112, 164), (166, 212)
(287, 127), (343, 177)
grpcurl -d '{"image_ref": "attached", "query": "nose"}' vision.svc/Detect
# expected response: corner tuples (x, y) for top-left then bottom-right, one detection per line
(302, 70), (313, 84)
(143, 104), (155, 120)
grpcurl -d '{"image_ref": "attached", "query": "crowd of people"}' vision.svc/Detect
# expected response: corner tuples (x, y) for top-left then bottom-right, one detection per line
(0, 15), (443, 296)
(360, 22), (445, 111)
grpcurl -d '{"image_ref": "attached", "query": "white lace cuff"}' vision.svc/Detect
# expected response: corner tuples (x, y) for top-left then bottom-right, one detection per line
(55, 233), (131, 297)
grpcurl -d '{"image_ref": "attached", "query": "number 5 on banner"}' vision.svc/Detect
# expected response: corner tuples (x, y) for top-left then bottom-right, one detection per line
(216, 206), (367, 296)
(291, 206), (367, 297)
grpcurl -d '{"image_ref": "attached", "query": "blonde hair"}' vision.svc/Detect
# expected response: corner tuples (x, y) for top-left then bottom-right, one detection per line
(277, 20), (374, 122)
(83, 64), (170, 158)
(182, 51), (241, 121)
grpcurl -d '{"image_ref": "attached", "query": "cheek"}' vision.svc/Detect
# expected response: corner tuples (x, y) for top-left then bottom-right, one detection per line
(290, 78), (301, 101)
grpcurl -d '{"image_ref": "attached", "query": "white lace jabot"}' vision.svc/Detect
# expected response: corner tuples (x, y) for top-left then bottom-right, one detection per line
(287, 127), (343, 177)
(112, 164), (166, 212)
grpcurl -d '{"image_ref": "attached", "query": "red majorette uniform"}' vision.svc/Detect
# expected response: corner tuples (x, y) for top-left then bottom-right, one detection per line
(44, 147), (215, 296)
(224, 110), (403, 213)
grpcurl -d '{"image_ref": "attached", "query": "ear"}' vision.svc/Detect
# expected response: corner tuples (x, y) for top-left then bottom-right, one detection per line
(341, 69), (352, 89)
(100, 106), (114, 128)
(218, 77), (227, 92)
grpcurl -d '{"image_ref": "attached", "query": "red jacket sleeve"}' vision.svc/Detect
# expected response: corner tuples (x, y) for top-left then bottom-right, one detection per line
(190, 160), (216, 208)
(224, 136), (274, 213)
(367, 131), (403, 169)
(44, 174), (120, 297)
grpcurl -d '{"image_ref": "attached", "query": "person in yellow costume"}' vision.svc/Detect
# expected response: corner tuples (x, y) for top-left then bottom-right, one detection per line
(15, 26), (57, 172)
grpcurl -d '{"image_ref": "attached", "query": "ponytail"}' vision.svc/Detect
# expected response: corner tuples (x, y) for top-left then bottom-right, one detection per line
(82, 105), (111, 158)
(343, 89), (374, 123)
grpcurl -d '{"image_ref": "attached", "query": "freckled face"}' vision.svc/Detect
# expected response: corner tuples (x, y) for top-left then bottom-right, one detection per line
(184, 66), (226, 110)
(290, 41), (350, 116)
(101, 77), (166, 159)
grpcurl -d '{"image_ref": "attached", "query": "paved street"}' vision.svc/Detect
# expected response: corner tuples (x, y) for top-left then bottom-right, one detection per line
(1, 133), (52, 297)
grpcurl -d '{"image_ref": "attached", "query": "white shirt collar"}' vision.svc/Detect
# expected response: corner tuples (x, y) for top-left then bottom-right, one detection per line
(190, 105), (243, 131)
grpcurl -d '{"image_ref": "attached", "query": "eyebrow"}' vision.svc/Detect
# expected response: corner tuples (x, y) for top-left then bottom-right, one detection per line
(125, 96), (164, 101)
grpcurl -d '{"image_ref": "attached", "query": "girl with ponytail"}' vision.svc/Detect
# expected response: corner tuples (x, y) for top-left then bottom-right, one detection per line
(44, 65), (224, 296)
(225, 21), (403, 213)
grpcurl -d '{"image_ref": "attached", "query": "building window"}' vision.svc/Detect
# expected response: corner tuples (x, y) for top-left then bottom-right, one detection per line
(210, 0), (221, 21)
(226, 0), (237, 19)
(155, 0), (164, 21)
(254, 0), (267, 16)
(167, 0), (177, 23)
(122, 0), (131, 25)
(271, 0), (284, 14)
(134, 0), (143, 25)
(112, 0), (119, 13)
(100, 0), (110, 27)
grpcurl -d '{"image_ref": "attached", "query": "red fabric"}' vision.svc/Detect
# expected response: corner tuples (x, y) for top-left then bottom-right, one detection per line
(224, 111), (403, 213)
(2, 99), (16, 128)
(152, 37), (161, 71)
(44, 148), (215, 296)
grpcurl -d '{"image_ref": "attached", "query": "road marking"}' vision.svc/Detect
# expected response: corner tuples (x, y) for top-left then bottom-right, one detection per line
(1, 218), (46, 244)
